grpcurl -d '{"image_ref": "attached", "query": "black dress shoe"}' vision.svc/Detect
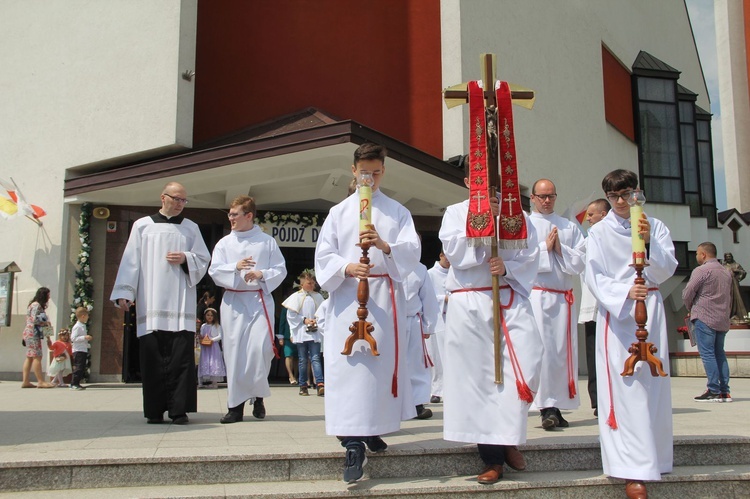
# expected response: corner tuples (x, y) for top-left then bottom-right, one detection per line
(541, 408), (558, 430)
(430, 395), (442, 404)
(554, 408), (569, 428)
(147, 417), (164, 424)
(171, 415), (189, 425)
(252, 398), (266, 419)
(220, 411), (243, 424)
(365, 436), (388, 452)
(415, 404), (433, 419)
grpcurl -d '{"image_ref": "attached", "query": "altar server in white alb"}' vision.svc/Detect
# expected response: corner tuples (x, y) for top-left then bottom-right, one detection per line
(282, 269), (326, 397)
(439, 162), (542, 484)
(403, 258), (440, 419)
(426, 251), (450, 403)
(315, 143), (420, 483)
(111, 182), (210, 425)
(585, 169), (676, 499)
(208, 195), (287, 424)
(527, 179), (586, 430)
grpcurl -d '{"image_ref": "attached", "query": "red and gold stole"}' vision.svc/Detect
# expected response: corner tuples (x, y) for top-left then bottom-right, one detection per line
(466, 81), (494, 246)
(466, 80), (527, 249)
(496, 81), (527, 249)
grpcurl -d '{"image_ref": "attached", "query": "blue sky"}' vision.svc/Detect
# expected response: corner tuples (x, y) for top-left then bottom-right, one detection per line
(685, 0), (727, 210)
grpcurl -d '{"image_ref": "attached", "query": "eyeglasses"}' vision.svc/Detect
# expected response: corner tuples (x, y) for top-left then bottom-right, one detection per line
(606, 190), (634, 202)
(227, 212), (246, 219)
(533, 194), (557, 201)
(164, 193), (188, 204)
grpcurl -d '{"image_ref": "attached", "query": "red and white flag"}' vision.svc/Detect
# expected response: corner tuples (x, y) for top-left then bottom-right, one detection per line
(0, 178), (46, 222)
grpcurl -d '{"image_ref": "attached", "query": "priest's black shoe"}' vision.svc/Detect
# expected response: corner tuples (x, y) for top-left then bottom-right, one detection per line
(147, 416), (164, 424)
(415, 404), (433, 419)
(554, 408), (570, 428)
(252, 398), (266, 419)
(171, 415), (189, 425)
(430, 395), (442, 404)
(541, 408), (558, 430)
(343, 441), (367, 483)
(365, 436), (388, 453)
(220, 404), (244, 424)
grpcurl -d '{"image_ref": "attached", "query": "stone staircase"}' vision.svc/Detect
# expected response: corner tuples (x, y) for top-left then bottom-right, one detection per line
(3, 437), (749, 498)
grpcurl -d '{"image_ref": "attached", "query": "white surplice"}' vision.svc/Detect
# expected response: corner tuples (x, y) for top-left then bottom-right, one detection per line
(426, 261), (449, 398)
(315, 189), (420, 436)
(403, 263), (440, 406)
(585, 210), (676, 481)
(110, 215), (210, 337)
(439, 201), (542, 445)
(528, 211), (586, 410)
(282, 290), (325, 343)
(208, 225), (287, 408)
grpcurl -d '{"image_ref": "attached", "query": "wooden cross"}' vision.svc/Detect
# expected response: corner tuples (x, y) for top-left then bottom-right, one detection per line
(443, 53), (534, 385)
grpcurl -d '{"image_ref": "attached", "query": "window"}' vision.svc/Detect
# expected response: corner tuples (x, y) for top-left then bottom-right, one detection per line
(632, 52), (718, 226)
(632, 52), (683, 204)
(674, 242), (691, 275)
(696, 109), (717, 227)
(679, 86), (701, 216)
(728, 218), (742, 244)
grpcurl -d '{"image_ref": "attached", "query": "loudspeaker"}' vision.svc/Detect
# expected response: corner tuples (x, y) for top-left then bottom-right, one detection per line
(93, 207), (110, 219)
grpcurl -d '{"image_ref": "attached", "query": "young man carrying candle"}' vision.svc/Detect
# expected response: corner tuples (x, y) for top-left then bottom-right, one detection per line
(584, 169), (677, 499)
(315, 143), (421, 483)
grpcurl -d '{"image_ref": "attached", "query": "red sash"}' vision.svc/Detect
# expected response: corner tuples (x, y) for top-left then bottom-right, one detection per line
(532, 286), (577, 399)
(451, 285), (534, 402)
(225, 289), (279, 359)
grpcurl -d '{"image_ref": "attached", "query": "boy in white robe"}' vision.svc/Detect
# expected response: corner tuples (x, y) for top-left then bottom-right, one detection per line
(426, 252), (450, 403)
(577, 199), (610, 417)
(403, 261), (440, 419)
(112, 182), (210, 425)
(439, 167), (542, 484)
(208, 195), (287, 423)
(585, 169), (677, 499)
(315, 143), (420, 483)
(527, 179), (586, 429)
(282, 270), (325, 396)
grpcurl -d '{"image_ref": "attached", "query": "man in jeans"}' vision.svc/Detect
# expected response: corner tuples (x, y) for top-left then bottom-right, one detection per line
(682, 242), (733, 403)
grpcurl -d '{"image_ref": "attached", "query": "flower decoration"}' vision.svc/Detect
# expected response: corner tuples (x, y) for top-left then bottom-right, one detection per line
(260, 211), (324, 228)
(70, 203), (94, 327)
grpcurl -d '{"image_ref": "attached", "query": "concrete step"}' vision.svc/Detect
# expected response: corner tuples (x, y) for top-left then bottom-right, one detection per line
(1, 438), (748, 493)
(2, 465), (749, 498)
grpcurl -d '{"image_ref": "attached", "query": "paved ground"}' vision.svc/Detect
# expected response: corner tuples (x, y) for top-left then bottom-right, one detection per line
(1, 376), (747, 464)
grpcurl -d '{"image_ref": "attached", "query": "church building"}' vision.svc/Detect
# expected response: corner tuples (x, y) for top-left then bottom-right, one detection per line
(1, 1), (734, 380)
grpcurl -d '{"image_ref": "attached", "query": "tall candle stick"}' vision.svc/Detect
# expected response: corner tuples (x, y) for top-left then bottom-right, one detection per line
(628, 190), (647, 264)
(358, 171), (373, 233)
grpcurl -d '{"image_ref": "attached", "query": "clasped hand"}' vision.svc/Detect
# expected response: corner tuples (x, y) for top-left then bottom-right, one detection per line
(358, 225), (391, 254)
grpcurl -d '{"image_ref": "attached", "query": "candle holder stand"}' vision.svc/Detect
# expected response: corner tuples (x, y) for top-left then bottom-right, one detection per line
(621, 255), (667, 377)
(341, 237), (379, 356)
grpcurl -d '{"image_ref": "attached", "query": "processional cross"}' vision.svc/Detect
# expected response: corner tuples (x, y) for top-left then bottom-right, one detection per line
(444, 54), (535, 384)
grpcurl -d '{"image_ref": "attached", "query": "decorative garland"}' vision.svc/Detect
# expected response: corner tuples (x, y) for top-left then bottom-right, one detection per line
(70, 202), (94, 382)
(70, 203), (94, 326)
(260, 211), (323, 228)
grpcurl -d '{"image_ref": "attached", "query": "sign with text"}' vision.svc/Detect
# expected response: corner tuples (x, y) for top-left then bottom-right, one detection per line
(260, 222), (321, 248)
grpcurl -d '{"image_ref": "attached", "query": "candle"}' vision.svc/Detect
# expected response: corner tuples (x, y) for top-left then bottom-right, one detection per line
(358, 172), (373, 232)
(630, 204), (646, 264)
